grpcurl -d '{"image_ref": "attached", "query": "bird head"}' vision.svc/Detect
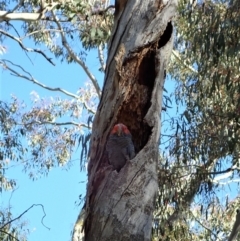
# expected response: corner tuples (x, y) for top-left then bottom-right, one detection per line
(110, 123), (131, 136)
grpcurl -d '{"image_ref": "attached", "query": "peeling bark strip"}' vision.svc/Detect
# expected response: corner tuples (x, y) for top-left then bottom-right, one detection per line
(84, 1), (177, 240)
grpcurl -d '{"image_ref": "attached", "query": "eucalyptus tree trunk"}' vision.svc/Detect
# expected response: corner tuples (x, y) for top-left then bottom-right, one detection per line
(83, 1), (177, 240)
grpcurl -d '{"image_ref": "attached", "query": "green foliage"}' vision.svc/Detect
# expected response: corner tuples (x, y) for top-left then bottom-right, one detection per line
(79, 12), (113, 50)
(0, 208), (28, 241)
(170, 0), (240, 165)
(0, 82), (97, 179)
(152, 0), (240, 240)
(20, 0), (112, 56)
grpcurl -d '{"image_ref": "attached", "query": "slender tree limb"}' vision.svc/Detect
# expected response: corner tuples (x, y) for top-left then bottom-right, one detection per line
(161, 164), (234, 176)
(24, 120), (91, 129)
(8, 187), (19, 213)
(1, 60), (76, 98)
(7, 22), (35, 65)
(213, 179), (240, 185)
(0, 204), (49, 230)
(0, 60), (96, 114)
(0, 3), (58, 22)
(2, 157), (82, 171)
(0, 12), (41, 21)
(98, 44), (106, 72)
(172, 49), (198, 74)
(0, 29), (55, 65)
(207, 167), (233, 176)
(7, 20), (68, 41)
(0, 11), (71, 22)
(6, 0), (25, 15)
(23, 28), (64, 40)
(0, 2), (113, 22)
(51, 11), (101, 98)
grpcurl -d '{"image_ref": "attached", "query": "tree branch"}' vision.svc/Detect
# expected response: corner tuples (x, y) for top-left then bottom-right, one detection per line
(0, 3), (58, 22)
(0, 60), (96, 114)
(8, 0), (25, 14)
(51, 11), (102, 98)
(24, 120), (91, 129)
(0, 204), (49, 230)
(0, 11), (75, 23)
(98, 44), (106, 72)
(23, 28), (63, 40)
(172, 49), (198, 74)
(0, 29), (55, 65)
(0, 11), (41, 21)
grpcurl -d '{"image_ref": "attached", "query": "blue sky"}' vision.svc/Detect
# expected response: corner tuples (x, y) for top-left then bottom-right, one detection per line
(0, 31), (104, 241)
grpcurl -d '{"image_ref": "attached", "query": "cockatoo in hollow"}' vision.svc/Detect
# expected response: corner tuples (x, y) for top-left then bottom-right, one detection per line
(106, 123), (135, 171)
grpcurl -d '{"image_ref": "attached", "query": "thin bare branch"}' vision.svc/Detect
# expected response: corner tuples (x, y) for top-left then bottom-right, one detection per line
(172, 50), (198, 74)
(0, 204), (49, 230)
(1, 60), (75, 97)
(214, 179), (240, 185)
(1, 60), (96, 114)
(7, 22), (35, 65)
(9, 0), (25, 14)
(98, 44), (106, 72)
(207, 167), (233, 176)
(23, 28), (63, 40)
(29, 4), (113, 22)
(51, 11), (102, 98)
(24, 120), (91, 129)
(0, 29), (55, 65)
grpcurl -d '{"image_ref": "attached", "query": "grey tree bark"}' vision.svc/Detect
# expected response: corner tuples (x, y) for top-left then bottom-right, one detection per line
(228, 210), (240, 241)
(81, 1), (177, 240)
